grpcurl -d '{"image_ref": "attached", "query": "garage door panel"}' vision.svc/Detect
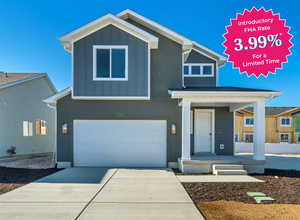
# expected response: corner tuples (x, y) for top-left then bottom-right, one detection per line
(74, 120), (167, 167)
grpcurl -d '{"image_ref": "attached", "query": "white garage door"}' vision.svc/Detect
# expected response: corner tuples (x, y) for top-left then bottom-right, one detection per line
(73, 120), (167, 167)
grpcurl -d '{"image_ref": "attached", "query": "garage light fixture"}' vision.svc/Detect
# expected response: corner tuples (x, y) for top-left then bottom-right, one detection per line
(171, 124), (176, 135)
(62, 123), (68, 134)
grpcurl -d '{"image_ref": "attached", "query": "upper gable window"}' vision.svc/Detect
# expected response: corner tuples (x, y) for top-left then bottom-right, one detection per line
(183, 63), (214, 77)
(93, 45), (128, 80)
(280, 117), (292, 127)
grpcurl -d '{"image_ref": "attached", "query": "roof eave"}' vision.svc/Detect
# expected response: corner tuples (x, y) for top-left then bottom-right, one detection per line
(169, 90), (282, 99)
(59, 14), (159, 53)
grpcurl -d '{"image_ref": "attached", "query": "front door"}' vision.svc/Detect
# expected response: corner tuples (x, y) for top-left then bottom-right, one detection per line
(194, 109), (213, 153)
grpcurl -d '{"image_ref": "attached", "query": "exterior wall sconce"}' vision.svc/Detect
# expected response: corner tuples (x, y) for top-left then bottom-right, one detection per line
(62, 123), (68, 134)
(171, 124), (176, 135)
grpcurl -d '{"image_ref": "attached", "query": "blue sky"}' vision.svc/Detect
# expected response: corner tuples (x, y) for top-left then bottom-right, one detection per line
(0, 0), (299, 106)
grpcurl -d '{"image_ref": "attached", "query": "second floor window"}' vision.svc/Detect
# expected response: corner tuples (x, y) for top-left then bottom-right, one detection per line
(280, 117), (292, 127)
(183, 63), (214, 77)
(93, 45), (128, 80)
(244, 133), (253, 143)
(244, 117), (254, 127)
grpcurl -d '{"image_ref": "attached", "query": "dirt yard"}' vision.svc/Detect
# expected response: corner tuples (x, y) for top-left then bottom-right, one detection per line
(0, 167), (60, 195)
(179, 169), (300, 219)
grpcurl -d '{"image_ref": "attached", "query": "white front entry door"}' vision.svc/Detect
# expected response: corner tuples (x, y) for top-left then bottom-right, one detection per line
(194, 109), (214, 153)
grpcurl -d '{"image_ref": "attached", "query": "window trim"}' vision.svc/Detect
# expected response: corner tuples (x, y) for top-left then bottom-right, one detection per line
(23, 121), (33, 137)
(235, 133), (240, 142)
(297, 133), (300, 144)
(183, 63), (214, 77)
(244, 117), (254, 127)
(279, 117), (292, 127)
(93, 45), (128, 81)
(279, 133), (290, 143)
(243, 133), (253, 143)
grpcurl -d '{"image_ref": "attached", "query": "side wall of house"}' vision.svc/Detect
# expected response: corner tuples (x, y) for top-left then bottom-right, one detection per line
(0, 78), (55, 157)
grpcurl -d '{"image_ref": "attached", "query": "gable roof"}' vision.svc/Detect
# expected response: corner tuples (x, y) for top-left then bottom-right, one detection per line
(60, 13), (159, 52)
(44, 87), (71, 106)
(117, 9), (226, 64)
(0, 73), (39, 86)
(243, 107), (299, 116)
(117, 9), (193, 50)
(0, 73), (56, 93)
(59, 9), (226, 65)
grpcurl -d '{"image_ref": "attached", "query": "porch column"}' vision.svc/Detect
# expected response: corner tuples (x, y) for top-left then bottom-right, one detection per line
(181, 100), (191, 160)
(253, 99), (265, 160)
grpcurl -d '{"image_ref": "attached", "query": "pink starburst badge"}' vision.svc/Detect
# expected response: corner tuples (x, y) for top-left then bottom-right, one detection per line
(223, 7), (293, 78)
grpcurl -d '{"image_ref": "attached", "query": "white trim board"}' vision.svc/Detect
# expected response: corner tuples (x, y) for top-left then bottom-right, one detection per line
(60, 14), (158, 52)
(117, 9), (193, 50)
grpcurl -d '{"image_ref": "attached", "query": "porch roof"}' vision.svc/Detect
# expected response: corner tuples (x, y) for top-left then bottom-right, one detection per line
(168, 86), (281, 100)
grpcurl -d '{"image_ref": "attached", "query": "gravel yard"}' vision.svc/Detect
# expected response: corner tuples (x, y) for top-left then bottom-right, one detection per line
(0, 167), (61, 195)
(176, 169), (300, 219)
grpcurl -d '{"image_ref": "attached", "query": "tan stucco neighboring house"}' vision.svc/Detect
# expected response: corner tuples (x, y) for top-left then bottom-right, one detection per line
(0, 73), (56, 159)
(235, 107), (300, 144)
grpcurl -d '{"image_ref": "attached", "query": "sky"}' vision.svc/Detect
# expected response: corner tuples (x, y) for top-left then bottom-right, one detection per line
(0, 0), (299, 106)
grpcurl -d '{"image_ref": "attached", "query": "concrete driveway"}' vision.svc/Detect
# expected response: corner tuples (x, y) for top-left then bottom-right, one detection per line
(0, 168), (203, 220)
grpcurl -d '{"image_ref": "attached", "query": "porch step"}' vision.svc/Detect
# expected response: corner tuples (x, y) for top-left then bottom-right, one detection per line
(213, 164), (247, 175)
(213, 164), (244, 171)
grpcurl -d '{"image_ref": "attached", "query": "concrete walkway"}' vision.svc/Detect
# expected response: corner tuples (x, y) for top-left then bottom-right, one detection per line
(0, 168), (203, 220)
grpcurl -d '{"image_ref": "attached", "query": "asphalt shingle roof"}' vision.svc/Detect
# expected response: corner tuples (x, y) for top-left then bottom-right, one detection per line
(169, 87), (277, 92)
(244, 107), (298, 116)
(0, 73), (41, 87)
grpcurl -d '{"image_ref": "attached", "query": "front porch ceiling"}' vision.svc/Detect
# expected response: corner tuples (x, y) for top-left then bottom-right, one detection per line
(191, 102), (253, 112)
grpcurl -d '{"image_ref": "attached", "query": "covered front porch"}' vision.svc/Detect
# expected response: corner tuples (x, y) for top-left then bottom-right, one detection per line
(169, 87), (281, 173)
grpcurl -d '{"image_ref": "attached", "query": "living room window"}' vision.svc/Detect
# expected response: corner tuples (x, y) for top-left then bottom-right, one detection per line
(23, 121), (33, 137)
(280, 117), (292, 127)
(244, 117), (254, 127)
(36, 120), (47, 135)
(244, 133), (253, 143)
(183, 63), (214, 77)
(93, 45), (128, 80)
(279, 133), (290, 143)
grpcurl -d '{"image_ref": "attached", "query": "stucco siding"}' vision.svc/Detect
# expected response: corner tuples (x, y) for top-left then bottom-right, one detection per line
(0, 78), (55, 157)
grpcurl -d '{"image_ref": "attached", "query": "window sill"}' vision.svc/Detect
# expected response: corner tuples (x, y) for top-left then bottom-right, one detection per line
(93, 77), (128, 81)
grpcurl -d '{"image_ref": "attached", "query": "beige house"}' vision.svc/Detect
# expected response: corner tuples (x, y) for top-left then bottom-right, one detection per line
(235, 107), (300, 144)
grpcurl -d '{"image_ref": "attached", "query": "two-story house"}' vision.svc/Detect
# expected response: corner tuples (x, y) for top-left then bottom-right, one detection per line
(235, 107), (300, 144)
(45, 9), (281, 173)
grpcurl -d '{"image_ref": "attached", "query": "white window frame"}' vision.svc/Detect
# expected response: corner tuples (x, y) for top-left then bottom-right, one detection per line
(93, 45), (128, 81)
(297, 133), (300, 144)
(23, 121), (33, 137)
(183, 63), (214, 77)
(41, 120), (47, 135)
(244, 117), (254, 127)
(279, 117), (292, 127)
(244, 133), (253, 143)
(279, 133), (290, 143)
(235, 133), (240, 142)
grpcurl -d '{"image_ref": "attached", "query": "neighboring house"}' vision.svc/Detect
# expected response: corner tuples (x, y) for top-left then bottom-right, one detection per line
(235, 107), (300, 144)
(45, 9), (281, 173)
(0, 73), (56, 158)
